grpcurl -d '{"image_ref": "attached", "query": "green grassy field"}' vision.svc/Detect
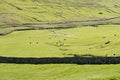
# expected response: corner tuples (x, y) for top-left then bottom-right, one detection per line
(0, 0), (120, 80)
(0, 25), (120, 57)
(0, 64), (120, 80)
(0, 0), (119, 23)
(0, 0), (120, 35)
(0, 0), (120, 29)
(1, 25), (120, 80)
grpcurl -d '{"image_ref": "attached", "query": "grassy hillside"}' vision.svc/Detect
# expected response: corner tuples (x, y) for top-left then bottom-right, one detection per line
(0, 25), (120, 57)
(0, 0), (120, 24)
(0, 1), (120, 80)
(0, 0), (120, 35)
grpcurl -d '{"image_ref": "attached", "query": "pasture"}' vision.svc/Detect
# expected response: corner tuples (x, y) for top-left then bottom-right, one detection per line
(0, 64), (120, 80)
(0, 25), (120, 57)
(0, 0), (120, 80)
(0, 18), (120, 80)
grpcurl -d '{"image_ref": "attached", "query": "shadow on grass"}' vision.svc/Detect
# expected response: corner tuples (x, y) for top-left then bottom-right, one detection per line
(0, 56), (120, 65)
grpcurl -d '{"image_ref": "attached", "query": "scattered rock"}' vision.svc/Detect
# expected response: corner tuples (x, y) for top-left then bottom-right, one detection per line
(29, 42), (32, 44)
(99, 12), (103, 14)
(113, 54), (116, 56)
(102, 36), (106, 39)
(36, 42), (39, 44)
(64, 39), (67, 41)
(105, 41), (111, 44)
(89, 48), (92, 49)
(74, 54), (80, 57)
(114, 34), (117, 36)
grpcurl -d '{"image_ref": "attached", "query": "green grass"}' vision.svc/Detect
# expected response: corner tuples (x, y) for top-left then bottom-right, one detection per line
(0, 0), (120, 26)
(0, 64), (120, 80)
(0, 0), (120, 80)
(0, 0), (120, 35)
(0, 25), (120, 57)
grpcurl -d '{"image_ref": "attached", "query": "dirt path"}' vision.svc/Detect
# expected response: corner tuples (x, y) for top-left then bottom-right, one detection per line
(0, 16), (120, 36)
